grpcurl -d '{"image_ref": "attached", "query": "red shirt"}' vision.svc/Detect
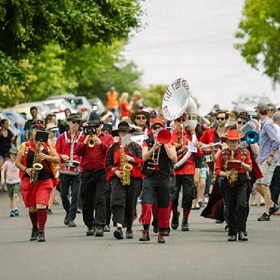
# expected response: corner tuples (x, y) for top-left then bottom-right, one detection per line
(75, 132), (114, 170)
(55, 131), (83, 165)
(215, 148), (252, 176)
(171, 128), (203, 175)
(200, 128), (218, 144)
(120, 101), (130, 118)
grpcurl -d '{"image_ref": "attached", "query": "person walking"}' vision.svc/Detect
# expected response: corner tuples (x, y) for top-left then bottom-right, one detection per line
(106, 86), (119, 126)
(253, 103), (280, 221)
(15, 120), (59, 242)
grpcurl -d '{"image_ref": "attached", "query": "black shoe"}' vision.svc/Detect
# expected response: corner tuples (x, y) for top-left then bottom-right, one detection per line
(30, 229), (38, 241)
(152, 218), (159, 233)
(139, 230), (150, 241)
(114, 228), (124, 240)
(47, 209), (53, 215)
(68, 220), (77, 227)
(238, 231), (248, 241)
(162, 228), (170, 236)
(181, 218), (189, 231)
(95, 226), (104, 237)
(86, 227), (95, 236)
(126, 230), (134, 239)
(258, 212), (270, 221)
(227, 235), (237, 242)
(37, 231), (45, 242)
(244, 230), (248, 237)
(64, 212), (70, 225)
(158, 233), (166, 244)
(171, 212), (180, 230)
(269, 204), (279, 215)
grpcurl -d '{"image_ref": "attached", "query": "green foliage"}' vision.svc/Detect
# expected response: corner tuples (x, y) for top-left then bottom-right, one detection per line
(0, 0), (143, 58)
(142, 84), (168, 110)
(235, 0), (280, 84)
(0, 51), (30, 107)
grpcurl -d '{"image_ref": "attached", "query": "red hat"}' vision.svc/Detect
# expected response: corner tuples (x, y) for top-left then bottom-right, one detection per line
(31, 120), (45, 129)
(220, 129), (242, 142)
(236, 112), (250, 122)
(151, 118), (165, 128)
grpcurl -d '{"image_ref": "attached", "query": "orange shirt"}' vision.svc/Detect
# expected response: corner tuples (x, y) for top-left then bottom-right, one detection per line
(106, 91), (118, 109)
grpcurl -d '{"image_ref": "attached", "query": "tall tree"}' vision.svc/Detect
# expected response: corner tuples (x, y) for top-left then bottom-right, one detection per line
(235, 0), (280, 84)
(0, 0), (143, 104)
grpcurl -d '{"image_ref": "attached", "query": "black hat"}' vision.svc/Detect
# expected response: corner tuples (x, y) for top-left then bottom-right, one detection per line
(112, 121), (132, 137)
(101, 123), (113, 135)
(67, 113), (81, 122)
(88, 111), (101, 125)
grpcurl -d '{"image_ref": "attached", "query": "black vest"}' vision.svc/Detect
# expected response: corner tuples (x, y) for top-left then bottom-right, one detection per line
(141, 138), (173, 176)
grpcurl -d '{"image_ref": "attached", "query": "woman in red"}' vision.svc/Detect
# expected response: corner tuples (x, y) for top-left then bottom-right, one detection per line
(16, 120), (59, 242)
(119, 92), (131, 119)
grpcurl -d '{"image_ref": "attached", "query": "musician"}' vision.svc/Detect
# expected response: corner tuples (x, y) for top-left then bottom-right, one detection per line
(215, 129), (252, 241)
(74, 111), (114, 237)
(105, 122), (143, 239)
(15, 120), (59, 242)
(130, 109), (152, 139)
(170, 113), (203, 231)
(139, 118), (177, 243)
(55, 113), (83, 227)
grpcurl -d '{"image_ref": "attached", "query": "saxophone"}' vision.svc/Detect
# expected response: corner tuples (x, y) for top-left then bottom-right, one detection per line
(120, 145), (132, 186)
(30, 141), (44, 184)
(228, 148), (238, 185)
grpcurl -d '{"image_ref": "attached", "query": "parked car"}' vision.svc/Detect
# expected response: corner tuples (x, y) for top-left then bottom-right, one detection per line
(2, 109), (26, 142)
(47, 94), (92, 120)
(12, 102), (50, 120)
(88, 97), (106, 114)
(42, 98), (76, 120)
(232, 94), (272, 117)
(0, 112), (22, 147)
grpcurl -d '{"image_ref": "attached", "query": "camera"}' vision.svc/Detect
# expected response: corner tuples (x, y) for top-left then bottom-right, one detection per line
(83, 126), (97, 135)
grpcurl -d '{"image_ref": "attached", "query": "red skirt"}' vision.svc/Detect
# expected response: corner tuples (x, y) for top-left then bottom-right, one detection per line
(21, 177), (53, 207)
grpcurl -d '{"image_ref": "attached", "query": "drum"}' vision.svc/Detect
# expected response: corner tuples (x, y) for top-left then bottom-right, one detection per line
(59, 160), (80, 176)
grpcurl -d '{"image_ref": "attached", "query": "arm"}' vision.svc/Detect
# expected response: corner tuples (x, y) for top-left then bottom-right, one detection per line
(164, 143), (177, 163)
(1, 163), (7, 186)
(249, 143), (259, 155)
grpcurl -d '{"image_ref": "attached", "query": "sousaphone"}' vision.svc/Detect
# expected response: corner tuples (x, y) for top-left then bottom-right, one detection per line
(162, 78), (191, 120)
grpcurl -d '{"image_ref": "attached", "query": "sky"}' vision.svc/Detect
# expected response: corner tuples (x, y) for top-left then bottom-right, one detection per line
(123, 0), (280, 115)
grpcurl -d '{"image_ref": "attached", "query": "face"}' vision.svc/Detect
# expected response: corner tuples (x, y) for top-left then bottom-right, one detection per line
(267, 107), (275, 118)
(10, 153), (17, 160)
(175, 116), (186, 130)
(237, 118), (247, 130)
(216, 113), (227, 127)
(3, 120), (8, 128)
(227, 139), (239, 150)
(152, 124), (164, 134)
(134, 114), (147, 126)
(119, 131), (129, 138)
(30, 109), (38, 119)
(69, 120), (80, 131)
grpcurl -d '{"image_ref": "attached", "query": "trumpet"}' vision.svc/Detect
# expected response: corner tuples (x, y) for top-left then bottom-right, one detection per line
(87, 134), (95, 148)
(84, 126), (97, 148)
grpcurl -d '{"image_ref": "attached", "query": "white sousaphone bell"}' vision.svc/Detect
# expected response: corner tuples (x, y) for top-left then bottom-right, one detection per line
(162, 78), (198, 168)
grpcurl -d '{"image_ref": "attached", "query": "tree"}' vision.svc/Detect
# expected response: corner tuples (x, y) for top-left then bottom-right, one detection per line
(235, 0), (280, 84)
(0, 0), (143, 104)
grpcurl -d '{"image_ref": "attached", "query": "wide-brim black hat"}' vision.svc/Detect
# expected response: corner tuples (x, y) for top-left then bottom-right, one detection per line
(112, 121), (133, 137)
(67, 113), (81, 122)
(88, 111), (101, 125)
(130, 109), (150, 123)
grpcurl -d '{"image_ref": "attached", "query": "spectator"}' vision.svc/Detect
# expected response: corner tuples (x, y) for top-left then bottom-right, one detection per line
(106, 86), (119, 126)
(130, 91), (146, 113)
(24, 106), (38, 141)
(119, 92), (131, 119)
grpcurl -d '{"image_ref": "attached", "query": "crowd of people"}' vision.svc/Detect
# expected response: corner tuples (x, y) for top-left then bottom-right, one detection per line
(1, 87), (280, 243)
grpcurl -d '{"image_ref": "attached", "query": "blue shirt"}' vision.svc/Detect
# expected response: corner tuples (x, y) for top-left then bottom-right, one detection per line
(257, 117), (280, 164)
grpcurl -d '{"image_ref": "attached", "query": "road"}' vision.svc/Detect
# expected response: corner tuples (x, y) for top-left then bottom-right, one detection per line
(0, 189), (279, 280)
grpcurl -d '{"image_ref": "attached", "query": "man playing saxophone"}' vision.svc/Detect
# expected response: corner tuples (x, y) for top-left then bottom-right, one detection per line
(15, 120), (60, 242)
(215, 128), (252, 242)
(105, 121), (143, 240)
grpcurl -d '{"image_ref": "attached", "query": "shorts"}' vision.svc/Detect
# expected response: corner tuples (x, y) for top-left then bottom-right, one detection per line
(21, 177), (53, 207)
(6, 182), (20, 198)
(255, 160), (277, 186)
(200, 167), (208, 179)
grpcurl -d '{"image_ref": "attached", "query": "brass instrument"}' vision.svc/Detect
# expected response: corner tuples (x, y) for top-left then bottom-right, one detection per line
(30, 141), (43, 184)
(87, 133), (95, 148)
(120, 145), (132, 186)
(228, 148), (238, 185)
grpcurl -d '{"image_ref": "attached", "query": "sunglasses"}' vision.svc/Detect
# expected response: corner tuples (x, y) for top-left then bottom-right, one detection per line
(152, 126), (162, 130)
(268, 109), (275, 112)
(175, 118), (186, 122)
(237, 120), (246, 125)
(216, 117), (225, 121)
(72, 121), (80, 124)
(136, 116), (147, 120)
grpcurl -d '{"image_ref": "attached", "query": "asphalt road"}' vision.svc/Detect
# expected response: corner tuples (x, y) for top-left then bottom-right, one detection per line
(0, 189), (279, 280)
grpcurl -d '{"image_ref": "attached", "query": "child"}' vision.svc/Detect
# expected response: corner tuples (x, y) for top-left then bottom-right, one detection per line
(1, 146), (21, 217)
